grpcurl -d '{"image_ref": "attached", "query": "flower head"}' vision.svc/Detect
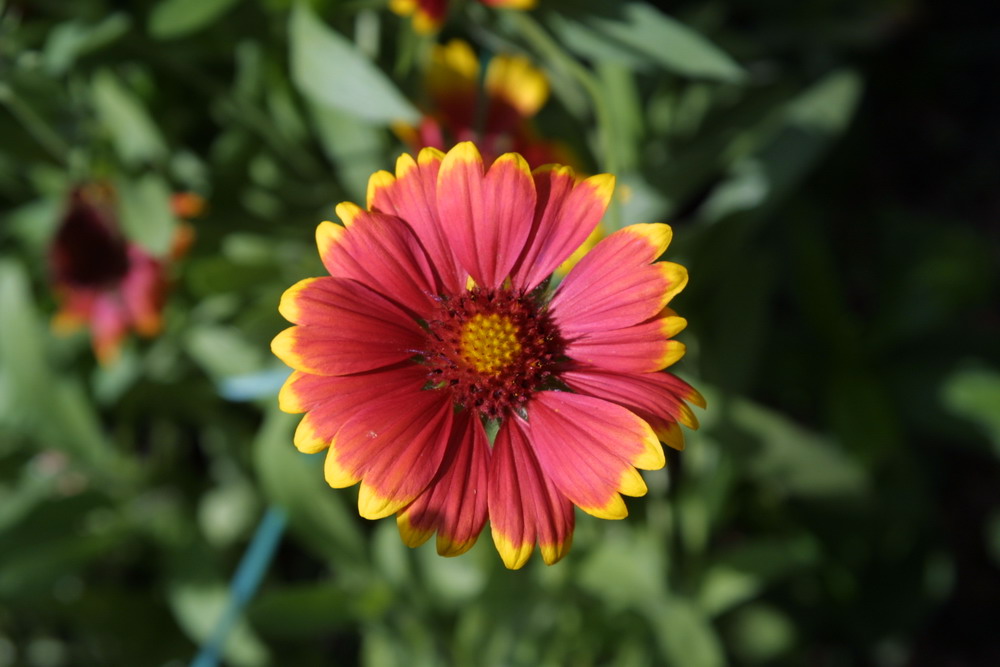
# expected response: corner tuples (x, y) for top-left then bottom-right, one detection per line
(272, 142), (703, 568)
(392, 0), (536, 34)
(50, 185), (180, 363)
(397, 39), (571, 168)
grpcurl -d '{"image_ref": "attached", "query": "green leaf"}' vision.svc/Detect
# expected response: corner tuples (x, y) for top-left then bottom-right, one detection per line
(289, 3), (420, 124)
(700, 70), (863, 223)
(731, 398), (868, 499)
(248, 580), (393, 638)
(91, 70), (167, 166)
(416, 540), (489, 608)
(647, 596), (726, 667)
(549, 2), (745, 82)
(43, 13), (131, 75)
(116, 173), (178, 256)
(786, 69), (863, 133)
(185, 325), (266, 380)
(167, 578), (270, 667)
(698, 566), (762, 617)
(729, 604), (796, 662)
(149, 0), (242, 39)
(943, 366), (1000, 457)
(309, 102), (386, 201)
(578, 525), (665, 610)
(0, 261), (121, 474)
(198, 480), (260, 547)
(252, 407), (366, 564)
(0, 531), (125, 599)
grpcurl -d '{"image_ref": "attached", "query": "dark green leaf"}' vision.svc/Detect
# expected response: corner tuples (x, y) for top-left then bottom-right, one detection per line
(149, 0), (242, 39)
(289, 3), (420, 124)
(549, 2), (745, 82)
(91, 70), (167, 166)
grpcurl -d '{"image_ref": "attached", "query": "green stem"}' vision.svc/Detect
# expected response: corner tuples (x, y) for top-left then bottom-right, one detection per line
(510, 13), (621, 226)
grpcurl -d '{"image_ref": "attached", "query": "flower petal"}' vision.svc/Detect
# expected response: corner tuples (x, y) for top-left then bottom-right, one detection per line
(397, 410), (490, 556)
(332, 389), (455, 519)
(120, 245), (166, 337)
(481, 0), (537, 7)
(367, 147), (466, 293)
(316, 206), (438, 317)
(426, 39), (480, 130)
(437, 142), (536, 288)
(272, 277), (424, 375)
(489, 416), (575, 568)
(90, 293), (129, 364)
(485, 53), (548, 121)
(279, 364), (429, 454)
(562, 367), (704, 450)
(389, 0), (447, 33)
(511, 167), (614, 290)
(526, 391), (663, 520)
(564, 316), (688, 373)
(549, 224), (687, 336)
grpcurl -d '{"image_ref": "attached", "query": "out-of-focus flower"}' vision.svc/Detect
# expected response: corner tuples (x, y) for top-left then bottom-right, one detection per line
(50, 185), (185, 364)
(170, 191), (206, 220)
(272, 143), (703, 569)
(391, 0), (536, 33)
(397, 39), (571, 169)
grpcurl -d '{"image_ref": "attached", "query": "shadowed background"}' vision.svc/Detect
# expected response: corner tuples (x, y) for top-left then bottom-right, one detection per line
(1, 0), (998, 665)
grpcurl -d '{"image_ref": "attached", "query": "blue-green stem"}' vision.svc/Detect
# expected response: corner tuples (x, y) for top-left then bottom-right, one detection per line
(190, 506), (287, 667)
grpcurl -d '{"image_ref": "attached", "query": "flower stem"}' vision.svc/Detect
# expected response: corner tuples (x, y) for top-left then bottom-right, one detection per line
(509, 13), (622, 227)
(190, 505), (287, 667)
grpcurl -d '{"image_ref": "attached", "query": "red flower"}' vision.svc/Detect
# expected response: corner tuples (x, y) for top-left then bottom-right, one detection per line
(391, 0), (536, 33)
(272, 143), (703, 568)
(397, 39), (571, 168)
(50, 186), (176, 363)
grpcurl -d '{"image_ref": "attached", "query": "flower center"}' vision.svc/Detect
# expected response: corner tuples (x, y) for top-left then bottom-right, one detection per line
(425, 288), (563, 419)
(52, 199), (130, 288)
(459, 313), (522, 374)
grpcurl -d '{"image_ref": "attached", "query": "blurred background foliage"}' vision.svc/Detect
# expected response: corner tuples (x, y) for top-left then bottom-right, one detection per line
(1, 0), (998, 665)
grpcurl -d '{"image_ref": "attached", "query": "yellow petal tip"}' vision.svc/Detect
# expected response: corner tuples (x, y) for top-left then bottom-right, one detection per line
(357, 482), (410, 520)
(492, 529), (534, 569)
(335, 201), (363, 227)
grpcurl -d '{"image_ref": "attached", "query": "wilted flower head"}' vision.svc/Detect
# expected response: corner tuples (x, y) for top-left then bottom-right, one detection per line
(391, 0), (536, 33)
(397, 39), (571, 168)
(272, 143), (703, 568)
(50, 185), (183, 363)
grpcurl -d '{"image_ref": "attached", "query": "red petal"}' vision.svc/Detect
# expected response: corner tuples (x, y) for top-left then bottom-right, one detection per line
(280, 364), (429, 454)
(397, 410), (491, 556)
(561, 367), (704, 449)
(511, 168), (614, 290)
(488, 416), (574, 569)
(367, 148), (466, 293)
(120, 245), (166, 337)
(90, 292), (128, 364)
(564, 316), (687, 373)
(272, 277), (424, 376)
(550, 224), (687, 336)
(332, 389), (455, 519)
(437, 143), (536, 288)
(316, 206), (439, 317)
(526, 391), (663, 520)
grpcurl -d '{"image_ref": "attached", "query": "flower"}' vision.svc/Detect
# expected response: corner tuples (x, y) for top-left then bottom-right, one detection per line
(396, 39), (571, 168)
(50, 185), (181, 364)
(391, 0), (536, 33)
(272, 142), (704, 568)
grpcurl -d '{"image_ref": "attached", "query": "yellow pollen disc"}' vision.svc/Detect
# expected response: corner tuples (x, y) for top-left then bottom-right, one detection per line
(459, 313), (522, 374)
